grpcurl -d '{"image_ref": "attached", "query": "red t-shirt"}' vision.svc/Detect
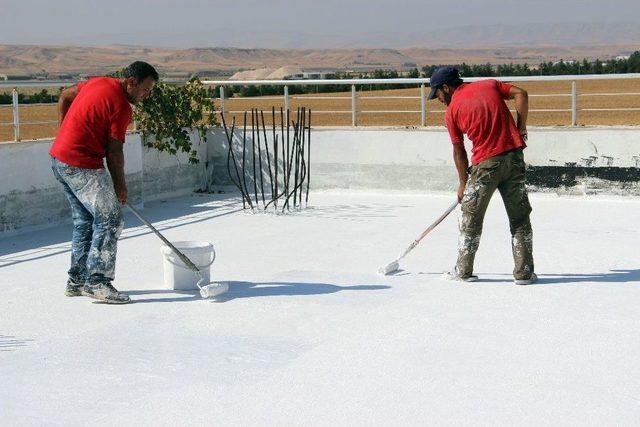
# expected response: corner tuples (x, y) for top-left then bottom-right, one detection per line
(445, 79), (525, 165)
(50, 77), (132, 169)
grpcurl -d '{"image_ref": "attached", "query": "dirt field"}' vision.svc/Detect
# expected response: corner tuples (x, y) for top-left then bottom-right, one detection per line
(1, 78), (639, 142)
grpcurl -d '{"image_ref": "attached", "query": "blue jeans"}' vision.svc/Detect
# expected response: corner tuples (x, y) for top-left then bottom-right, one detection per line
(51, 157), (123, 285)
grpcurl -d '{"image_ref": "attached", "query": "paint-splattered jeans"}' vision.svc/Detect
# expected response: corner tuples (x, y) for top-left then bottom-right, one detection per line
(457, 149), (534, 280)
(51, 157), (123, 285)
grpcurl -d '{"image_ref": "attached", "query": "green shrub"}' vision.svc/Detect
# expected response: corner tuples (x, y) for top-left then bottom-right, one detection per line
(134, 77), (218, 164)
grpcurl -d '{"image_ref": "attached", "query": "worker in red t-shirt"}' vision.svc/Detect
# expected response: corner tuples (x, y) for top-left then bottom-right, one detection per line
(50, 61), (158, 303)
(429, 66), (536, 285)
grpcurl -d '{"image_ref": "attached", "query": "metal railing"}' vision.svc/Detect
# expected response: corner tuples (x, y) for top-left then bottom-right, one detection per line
(204, 74), (640, 127)
(0, 87), (65, 141)
(2, 73), (640, 141)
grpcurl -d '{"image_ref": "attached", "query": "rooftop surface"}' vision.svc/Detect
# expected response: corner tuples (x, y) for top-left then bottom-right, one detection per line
(2, 191), (639, 425)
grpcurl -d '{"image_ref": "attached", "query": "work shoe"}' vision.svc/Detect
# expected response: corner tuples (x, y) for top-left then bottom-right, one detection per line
(65, 278), (85, 297)
(514, 273), (538, 285)
(82, 283), (131, 304)
(442, 267), (478, 282)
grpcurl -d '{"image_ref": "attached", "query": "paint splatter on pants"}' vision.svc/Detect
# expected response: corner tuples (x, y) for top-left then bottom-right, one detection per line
(457, 149), (534, 280)
(51, 157), (123, 285)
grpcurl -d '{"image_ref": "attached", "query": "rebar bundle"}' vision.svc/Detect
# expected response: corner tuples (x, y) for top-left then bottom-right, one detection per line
(221, 108), (312, 213)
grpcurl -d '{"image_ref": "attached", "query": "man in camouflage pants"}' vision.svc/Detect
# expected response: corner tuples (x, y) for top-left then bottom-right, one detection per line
(429, 66), (536, 285)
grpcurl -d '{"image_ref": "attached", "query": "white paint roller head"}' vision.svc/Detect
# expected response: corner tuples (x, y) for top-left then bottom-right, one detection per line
(378, 260), (400, 275)
(199, 281), (229, 299)
(195, 274), (228, 299)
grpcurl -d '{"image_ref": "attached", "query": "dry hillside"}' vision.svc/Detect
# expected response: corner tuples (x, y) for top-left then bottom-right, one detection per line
(1, 44), (638, 76)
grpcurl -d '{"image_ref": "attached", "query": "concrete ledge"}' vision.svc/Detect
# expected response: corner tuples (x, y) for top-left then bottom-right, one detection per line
(209, 126), (640, 195)
(0, 133), (205, 235)
(2, 126), (640, 236)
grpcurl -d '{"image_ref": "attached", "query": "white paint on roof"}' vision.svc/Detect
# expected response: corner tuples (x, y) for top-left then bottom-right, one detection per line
(1, 191), (640, 425)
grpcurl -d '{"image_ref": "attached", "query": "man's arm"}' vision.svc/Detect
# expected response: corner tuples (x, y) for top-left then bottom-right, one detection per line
(106, 138), (127, 204)
(58, 85), (80, 126)
(453, 143), (469, 202)
(508, 85), (529, 138)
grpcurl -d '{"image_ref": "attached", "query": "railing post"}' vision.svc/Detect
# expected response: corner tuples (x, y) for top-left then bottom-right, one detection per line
(571, 81), (577, 126)
(12, 88), (20, 142)
(351, 85), (357, 126)
(284, 85), (289, 123)
(420, 84), (427, 127)
(219, 86), (225, 115)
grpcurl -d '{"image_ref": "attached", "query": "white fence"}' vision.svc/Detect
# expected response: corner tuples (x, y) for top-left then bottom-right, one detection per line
(2, 73), (640, 141)
(205, 74), (640, 127)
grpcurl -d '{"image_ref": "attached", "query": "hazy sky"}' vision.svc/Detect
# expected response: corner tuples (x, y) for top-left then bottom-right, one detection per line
(1, 0), (639, 47)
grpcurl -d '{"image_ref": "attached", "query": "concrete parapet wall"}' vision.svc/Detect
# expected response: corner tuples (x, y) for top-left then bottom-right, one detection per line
(1, 126), (639, 236)
(0, 133), (205, 235)
(209, 126), (640, 195)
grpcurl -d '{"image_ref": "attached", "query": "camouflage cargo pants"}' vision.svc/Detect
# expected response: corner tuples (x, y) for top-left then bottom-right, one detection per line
(456, 148), (534, 280)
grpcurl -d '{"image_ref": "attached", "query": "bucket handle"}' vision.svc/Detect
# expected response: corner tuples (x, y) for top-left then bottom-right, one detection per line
(164, 247), (216, 271)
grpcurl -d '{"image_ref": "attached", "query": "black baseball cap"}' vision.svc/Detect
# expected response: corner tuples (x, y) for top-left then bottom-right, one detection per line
(428, 66), (461, 100)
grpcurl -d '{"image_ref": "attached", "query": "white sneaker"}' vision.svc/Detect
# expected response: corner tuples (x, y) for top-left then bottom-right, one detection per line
(442, 269), (478, 282)
(514, 273), (537, 285)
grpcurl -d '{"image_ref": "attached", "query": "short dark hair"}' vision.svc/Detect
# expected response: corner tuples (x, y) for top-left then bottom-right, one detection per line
(123, 61), (159, 82)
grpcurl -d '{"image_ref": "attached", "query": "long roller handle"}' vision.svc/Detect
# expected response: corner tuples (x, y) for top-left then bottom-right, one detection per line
(126, 203), (200, 273)
(414, 200), (459, 245)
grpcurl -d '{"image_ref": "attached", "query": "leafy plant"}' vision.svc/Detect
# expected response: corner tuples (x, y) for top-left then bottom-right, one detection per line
(134, 77), (219, 164)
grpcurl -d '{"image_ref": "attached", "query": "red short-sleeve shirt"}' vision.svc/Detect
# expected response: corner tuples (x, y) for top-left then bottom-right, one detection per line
(50, 77), (132, 169)
(445, 79), (525, 165)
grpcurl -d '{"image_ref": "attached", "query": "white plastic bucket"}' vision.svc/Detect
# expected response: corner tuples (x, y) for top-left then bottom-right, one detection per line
(160, 241), (216, 290)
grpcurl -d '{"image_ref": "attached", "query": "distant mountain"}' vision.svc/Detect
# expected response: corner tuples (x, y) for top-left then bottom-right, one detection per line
(92, 22), (640, 50)
(1, 23), (638, 76)
(0, 45), (422, 74)
(45, 22), (639, 50)
(398, 22), (640, 49)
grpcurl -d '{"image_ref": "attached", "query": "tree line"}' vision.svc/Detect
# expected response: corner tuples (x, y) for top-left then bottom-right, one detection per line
(0, 88), (58, 105)
(211, 50), (640, 98)
(421, 51), (640, 78)
(2, 51), (639, 104)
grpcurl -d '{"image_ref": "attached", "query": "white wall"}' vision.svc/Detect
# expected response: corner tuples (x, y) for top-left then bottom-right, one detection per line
(300, 127), (640, 168)
(208, 126), (640, 193)
(0, 133), (203, 235)
(0, 136), (141, 195)
(2, 126), (640, 236)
